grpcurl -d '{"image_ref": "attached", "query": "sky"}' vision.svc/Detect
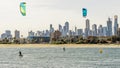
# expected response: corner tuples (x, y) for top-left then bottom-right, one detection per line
(0, 0), (120, 37)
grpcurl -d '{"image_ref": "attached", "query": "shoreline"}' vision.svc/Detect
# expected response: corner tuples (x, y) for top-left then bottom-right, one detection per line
(0, 44), (119, 48)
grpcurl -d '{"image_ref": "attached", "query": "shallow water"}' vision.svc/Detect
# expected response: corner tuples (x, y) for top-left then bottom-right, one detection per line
(0, 47), (120, 68)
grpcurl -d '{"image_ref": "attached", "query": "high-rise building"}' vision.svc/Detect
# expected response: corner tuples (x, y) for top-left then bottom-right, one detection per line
(5, 30), (12, 39)
(15, 30), (20, 39)
(1, 30), (12, 40)
(45, 30), (50, 37)
(86, 19), (90, 29)
(114, 15), (119, 36)
(98, 25), (103, 36)
(103, 27), (108, 36)
(62, 26), (67, 36)
(89, 30), (93, 36)
(65, 22), (69, 33)
(59, 24), (62, 32)
(62, 22), (69, 36)
(77, 29), (83, 36)
(92, 24), (97, 36)
(6, 30), (11, 36)
(50, 24), (54, 33)
(107, 18), (112, 36)
(117, 28), (120, 37)
(1, 33), (7, 39)
(85, 19), (90, 37)
(75, 26), (77, 35)
(68, 30), (72, 36)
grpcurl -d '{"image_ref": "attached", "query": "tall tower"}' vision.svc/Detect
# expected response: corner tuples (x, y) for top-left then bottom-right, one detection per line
(92, 24), (97, 36)
(85, 19), (90, 37)
(50, 24), (54, 33)
(98, 25), (103, 36)
(75, 26), (77, 35)
(65, 21), (69, 33)
(59, 24), (62, 32)
(114, 15), (118, 36)
(107, 18), (112, 36)
(86, 19), (90, 30)
(103, 27), (107, 36)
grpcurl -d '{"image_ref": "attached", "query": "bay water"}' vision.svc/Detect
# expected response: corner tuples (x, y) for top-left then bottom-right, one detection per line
(0, 47), (119, 68)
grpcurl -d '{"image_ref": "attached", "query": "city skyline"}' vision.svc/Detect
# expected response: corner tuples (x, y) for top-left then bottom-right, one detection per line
(0, 0), (120, 37)
(0, 15), (119, 39)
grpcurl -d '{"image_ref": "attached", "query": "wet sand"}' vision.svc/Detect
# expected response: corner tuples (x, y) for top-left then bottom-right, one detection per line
(0, 44), (119, 48)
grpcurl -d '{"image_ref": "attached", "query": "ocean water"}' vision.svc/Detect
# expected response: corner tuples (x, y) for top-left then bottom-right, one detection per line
(0, 47), (120, 68)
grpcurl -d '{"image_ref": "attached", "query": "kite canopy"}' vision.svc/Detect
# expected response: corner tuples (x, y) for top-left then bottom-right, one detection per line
(20, 2), (26, 16)
(82, 8), (87, 17)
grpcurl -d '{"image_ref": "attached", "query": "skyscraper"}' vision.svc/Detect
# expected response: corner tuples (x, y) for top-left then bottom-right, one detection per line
(75, 26), (77, 35)
(65, 21), (69, 33)
(103, 27), (108, 36)
(98, 25), (103, 36)
(5, 30), (12, 39)
(86, 19), (90, 30)
(63, 26), (67, 36)
(85, 19), (90, 37)
(15, 30), (20, 39)
(92, 24), (97, 36)
(59, 24), (62, 32)
(50, 24), (54, 33)
(114, 15), (118, 36)
(107, 18), (112, 36)
(89, 30), (93, 36)
(77, 29), (83, 36)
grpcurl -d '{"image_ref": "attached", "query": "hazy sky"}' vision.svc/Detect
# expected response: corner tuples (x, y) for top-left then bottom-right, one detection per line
(0, 0), (120, 37)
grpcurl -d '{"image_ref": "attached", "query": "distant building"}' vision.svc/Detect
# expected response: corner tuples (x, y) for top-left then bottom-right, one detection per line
(107, 18), (112, 36)
(36, 31), (42, 36)
(1, 33), (7, 39)
(63, 26), (67, 36)
(75, 26), (77, 36)
(103, 27), (108, 36)
(5, 30), (12, 39)
(1, 30), (12, 42)
(65, 21), (69, 33)
(77, 29), (83, 36)
(98, 25), (103, 36)
(59, 24), (62, 33)
(92, 24), (97, 36)
(50, 30), (61, 42)
(68, 30), (73, 36)
(85, 19), (90, 37)
(86, 19), (90, 30)
(15, 30), (20, 39)
(62, 22), (69, 36)
(45, 30), (50, 37)
(89, 30), (93, 36)
(50, 24), (54, 34)
(28, 31), (34, 37)
(117, 28), (120, 37)
(114, 15), (119, 36)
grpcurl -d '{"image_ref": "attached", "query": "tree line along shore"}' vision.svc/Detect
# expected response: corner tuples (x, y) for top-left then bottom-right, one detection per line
(0, 35), (120, 45)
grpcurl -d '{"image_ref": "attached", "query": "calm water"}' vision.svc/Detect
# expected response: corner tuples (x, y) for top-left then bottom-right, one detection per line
(0, 47), (120, 68)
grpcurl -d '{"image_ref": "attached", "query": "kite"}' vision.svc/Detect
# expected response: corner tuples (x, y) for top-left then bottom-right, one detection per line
(20, 2), (26, 16)
(82, 8), (87, 17)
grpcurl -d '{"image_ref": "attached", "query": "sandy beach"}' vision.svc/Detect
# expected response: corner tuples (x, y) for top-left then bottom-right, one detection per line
(0, 44), (119, 48)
